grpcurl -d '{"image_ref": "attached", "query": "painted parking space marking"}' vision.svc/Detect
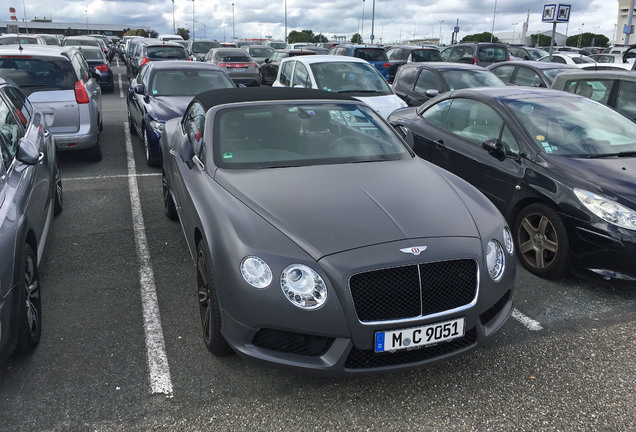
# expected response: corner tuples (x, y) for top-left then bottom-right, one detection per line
(512, 308), (543, 331)
(118, 74), (124, 98)
(65, 173), (161, 181)
(124, 121), (173, 397)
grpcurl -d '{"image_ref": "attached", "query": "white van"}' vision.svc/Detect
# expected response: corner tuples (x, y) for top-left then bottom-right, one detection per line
(158, 34), (184, 43)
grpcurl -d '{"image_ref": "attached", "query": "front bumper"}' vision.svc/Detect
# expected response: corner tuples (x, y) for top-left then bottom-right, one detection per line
(217, 237), (515, 376)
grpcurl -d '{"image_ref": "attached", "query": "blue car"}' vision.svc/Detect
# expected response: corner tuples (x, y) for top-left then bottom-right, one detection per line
(127, 61), (236, 166)
(0, 77), (63, 363)
(327, 44), (391, 80)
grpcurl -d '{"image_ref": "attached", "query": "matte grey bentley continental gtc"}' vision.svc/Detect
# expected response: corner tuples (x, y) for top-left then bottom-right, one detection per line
(160, 87), (516, 375)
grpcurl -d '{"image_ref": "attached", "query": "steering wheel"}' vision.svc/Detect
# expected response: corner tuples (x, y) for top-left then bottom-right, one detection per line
(326, 135), (366, 154)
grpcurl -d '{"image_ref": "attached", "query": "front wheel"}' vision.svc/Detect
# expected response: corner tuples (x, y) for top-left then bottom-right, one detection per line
(514, 203), (569, 279)
(53, 163), (63, 215)
(15, 244), (42, 354)
(143, 127), (160, 167)
(196, 242), (232, 356)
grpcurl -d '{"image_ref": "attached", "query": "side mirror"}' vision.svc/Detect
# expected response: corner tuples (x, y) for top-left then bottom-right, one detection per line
(178, 135), (195, 169)
(91, 68), (101, 80)
(482, 138), (506, 161)
(425, 89), (439, 98)
(394, 125), (415, 149)
(264, 58), (270, 63)
(134, 84), (145, 95)
(16, 138), (40, 165)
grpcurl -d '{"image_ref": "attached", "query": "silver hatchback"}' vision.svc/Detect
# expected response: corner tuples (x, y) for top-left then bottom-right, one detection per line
(0, 46), (103, 161)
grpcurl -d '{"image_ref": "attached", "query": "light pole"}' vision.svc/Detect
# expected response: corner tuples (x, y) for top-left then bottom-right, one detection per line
(511, 22), (518, 45)
(438, 20), (444, 45)
(22, 0), (28, 33)
(232, 3), (235, 42)
(284, 0), (287, 44)
(194, 20), (206, 39)
(370, 0), (375, 45)
(361, 0), (365, 44)
(192, 0), (195, 40)
(490, 0), (497, 42)
(171, 0), (176, 34)
(85, 9), (88, 34)
(578, 23), (584, 47)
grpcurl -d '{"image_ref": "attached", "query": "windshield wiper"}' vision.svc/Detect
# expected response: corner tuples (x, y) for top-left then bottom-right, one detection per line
(337, 90), (383, 94)
(586, 151), (636, 158)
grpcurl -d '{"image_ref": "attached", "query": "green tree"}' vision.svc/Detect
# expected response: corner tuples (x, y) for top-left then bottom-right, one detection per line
(313, 33), (328, 43)
(148, 30), (158, 39)
(64, 27), (79, 37)
(351, 33), (362, 44)
(531, 33), (554, 47)
(566, 32), (609, 48)
(177, 27), (190, 40)
(288, 30), (312, 43)
(461, 32), (498, 43)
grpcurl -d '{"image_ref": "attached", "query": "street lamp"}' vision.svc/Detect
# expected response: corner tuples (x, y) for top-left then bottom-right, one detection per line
(361, 0), (365, 44)
(438, 20), (444, 45)
(370, 0), (375, 44)
(85, 9), (88, 34)
(577, 23), (584, 48)
(511, 22), (518, 45)
(490, 0), (497, 42)
(171, 0), (176, 34)
(192, 0), (195, 40)
(232, 3), (235, 42)
(194, 19), (206, 39)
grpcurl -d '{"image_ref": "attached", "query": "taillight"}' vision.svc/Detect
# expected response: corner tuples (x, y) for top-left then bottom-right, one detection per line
(473, 57), (478, 64)
(382, 62), (391, 68)
(218, 62), (254, 68)
(74, 81), (89, 104)
(95, 64), (109, 72)
(140, 56), (150, 66)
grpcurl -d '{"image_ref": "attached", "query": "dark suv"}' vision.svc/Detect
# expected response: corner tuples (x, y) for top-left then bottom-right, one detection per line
(327, 44), (390, 79)
(128, 40), (189, 79)
(441, 42), (509, 67)
(385, 45), (441, 82)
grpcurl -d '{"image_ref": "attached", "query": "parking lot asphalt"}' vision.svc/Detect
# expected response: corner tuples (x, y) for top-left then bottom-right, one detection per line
(0, 62), (634, 432)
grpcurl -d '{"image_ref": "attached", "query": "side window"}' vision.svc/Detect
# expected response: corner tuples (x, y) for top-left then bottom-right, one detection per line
(386, 48), (397, 60)
(446, 98), (503, 145)
(336, 47), (348, 56)
(440, 48), (451, 61)
(3, 86), (32, 126)
(569, 79), (613, 103)
(394, 66), (417, 89)
(138, 65), (150, 88)
(292, 62), (311, 88)
(514, 67), (542, 87)
(500, 125), (520, 156)
(616, 80), (636, 121)
(414, 69), (442, 93)
(491, 65), (515, 84)
(279, 61), (293, 86)
(0, 94), (23, 166)
(420, 98), (452, 128)
(184, 102), (206, 159)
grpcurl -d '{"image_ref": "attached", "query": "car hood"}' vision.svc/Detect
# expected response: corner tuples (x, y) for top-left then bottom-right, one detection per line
(546, 155), (636, 206)
(215, 159), (481, 259)
(353, 94), (408, 119)
(149, 96), (193, 121)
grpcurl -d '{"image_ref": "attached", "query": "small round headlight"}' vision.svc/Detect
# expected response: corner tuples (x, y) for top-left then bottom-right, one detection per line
(280, 264), (327, 310)
(240, 256), (272, 288)
(503, 227), (514, 255)
(486, 240), (505, 282)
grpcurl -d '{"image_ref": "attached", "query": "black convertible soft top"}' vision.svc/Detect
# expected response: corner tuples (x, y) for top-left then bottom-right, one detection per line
(194, 87), (356, 111)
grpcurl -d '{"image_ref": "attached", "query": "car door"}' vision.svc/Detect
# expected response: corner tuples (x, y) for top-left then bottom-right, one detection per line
(128, 64), (150, 133)
(290, 61), (312, 88)
(614, 79), (636, 121)
(412, 96), (525, 214)
(490, 64), (516, 84)
(409, 67), (444, 106)
(512, 66), (544, 87)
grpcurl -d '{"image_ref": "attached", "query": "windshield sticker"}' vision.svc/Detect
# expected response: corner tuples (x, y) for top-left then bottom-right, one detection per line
(536, 135), (545, 141)
(222, 152), (233, 160)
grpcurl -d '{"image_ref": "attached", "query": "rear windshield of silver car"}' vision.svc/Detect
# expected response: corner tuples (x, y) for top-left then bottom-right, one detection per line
(214, 103), (410, 169)
(147, 46), (187, 59)
(0, 57), (76, 91)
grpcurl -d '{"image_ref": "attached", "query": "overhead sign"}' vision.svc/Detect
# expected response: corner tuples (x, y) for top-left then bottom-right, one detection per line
(542, 4), (571, 23)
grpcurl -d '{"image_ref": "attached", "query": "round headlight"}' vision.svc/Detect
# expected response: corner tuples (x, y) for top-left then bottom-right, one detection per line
(486, 240), (505, 282)
(280, 264), (327, 310)
(240, 256), (272, 288)
(503, 227), (514, 255)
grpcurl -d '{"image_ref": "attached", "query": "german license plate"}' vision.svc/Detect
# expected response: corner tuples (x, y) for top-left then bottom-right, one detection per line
(374, 317), (465, 353)
(230, 67), (247, 72)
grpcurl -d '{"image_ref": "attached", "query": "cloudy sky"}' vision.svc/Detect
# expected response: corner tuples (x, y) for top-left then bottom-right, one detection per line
(16, 0), (621, 44)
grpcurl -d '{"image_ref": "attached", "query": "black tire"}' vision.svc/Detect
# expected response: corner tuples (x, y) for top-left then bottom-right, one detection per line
(196, 242), (233, 356)
(85, 134), (102, 162)
(513, 203), (569, 279)
(15, 244), (42, 354)
(162, 169), (178, 221)
(53, 163), (63, 216)
(143, 126), (160, 167)
(128, 111), (137, 136)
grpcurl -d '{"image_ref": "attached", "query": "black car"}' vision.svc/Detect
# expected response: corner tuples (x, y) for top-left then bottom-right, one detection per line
(392, 62), (505, 106)
(385, 45), (441, 82)
(128, 40), (189, 80)
(259, 49), (316, 85)
(127, 61), (235, 166)
(440, 42), (510, 67)
(389, 87), (636, 282)
(507, 46), (548, 61)
(186, 39), (221, 61)
(78, 46), (115, 93)
(487, 61), (578, 88)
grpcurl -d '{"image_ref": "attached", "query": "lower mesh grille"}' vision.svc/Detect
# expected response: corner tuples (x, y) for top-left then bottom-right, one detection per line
(479, 290), (511, 325)
(345, 328), (477, 369)
(252, 328), (334, 357)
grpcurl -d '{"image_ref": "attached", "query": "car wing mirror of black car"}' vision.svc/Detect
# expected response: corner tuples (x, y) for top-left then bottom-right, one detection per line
(425, 89), (439, 98)
(481, 138), (507, 161)
(90, 68), (101, 80)
(16, 138), (40, 165)
(264, 58), (270, 63)
(178, 136), (195, 169)
(394, 125), (415, 149)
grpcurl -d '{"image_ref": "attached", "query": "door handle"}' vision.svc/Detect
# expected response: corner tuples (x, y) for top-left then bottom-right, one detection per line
(434, 140), (445, 150)
(43, 129), (50, 138)
(169, 149), (177, 157)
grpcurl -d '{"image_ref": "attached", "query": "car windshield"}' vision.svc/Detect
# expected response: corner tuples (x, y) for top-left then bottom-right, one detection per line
(353, 48), (388, 62)
(411, 49), (442, 62)
(64, 39), (99, 47)
(527, 48), (548, 59)
(477, 46), (508, 62)
(193, 41), (220, 53)
(506, 96), (636, 156)
(0, 57), (76, 92)
(441, 70), (506, 90)
(147, 46), (187, 59)
(267, 42), (286, 49)
(79, 49), (104, 60)
(249, 47), (274, 57)
(311, 62), (392, 94)
(215, 103), (409, 168)
(542, 67), (575, 84)
(0, 37), (40, 45)
(151, 69), (234, 96)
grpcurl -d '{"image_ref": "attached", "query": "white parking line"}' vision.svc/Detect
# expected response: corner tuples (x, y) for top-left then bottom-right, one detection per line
(118, 74), (124, 98)
(512, 308), (543, 331)
(124, 121), (173, 397)
(65, 173), (161, 181)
